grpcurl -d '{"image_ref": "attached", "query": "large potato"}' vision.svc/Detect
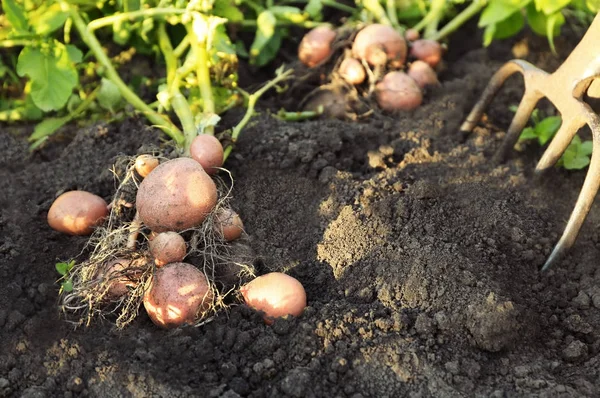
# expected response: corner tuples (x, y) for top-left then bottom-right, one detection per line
(143, 262), (214, 329)
(136, 158), (218, 232)
(47, 190), (108, 235)
(352, 24), (407, 68)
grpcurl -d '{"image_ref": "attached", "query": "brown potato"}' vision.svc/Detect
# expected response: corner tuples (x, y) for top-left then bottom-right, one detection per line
(410, 39), (442, 68)
(135, 155), (159, 178)
(241, 272), (307, 325)
(143, 262), (214, 329)
(339, 58), (366, 85)
(352, 24), (407, 68)
(136, 158), (218, 232)
(405, 28), (420, 42)
(101, 258), (143, 298)
(375, 71), (423, 111)
(298, 26), (337, 68)
(48, 191), (108, 235)
(149, 232), (187, 267)
(214, 208), (244, 241)
(189, 135), (224, 175)
(408, 60), (440, 89)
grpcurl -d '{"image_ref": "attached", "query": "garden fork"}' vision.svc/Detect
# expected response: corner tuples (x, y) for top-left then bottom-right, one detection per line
(460, 12), (600, 271)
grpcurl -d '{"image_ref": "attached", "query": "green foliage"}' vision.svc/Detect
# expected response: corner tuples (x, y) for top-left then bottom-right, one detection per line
(55, 260), (75, 293)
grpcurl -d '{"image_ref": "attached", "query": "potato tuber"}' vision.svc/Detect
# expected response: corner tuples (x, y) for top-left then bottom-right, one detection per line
(48, 191), (108, 236)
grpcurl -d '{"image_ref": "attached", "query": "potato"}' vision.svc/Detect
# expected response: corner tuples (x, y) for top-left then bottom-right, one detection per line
(405, 28), (420, 42)
(339, 58), (366, 85)
(101, 258), (143, 298)
(352, 24), (407, 67)
(408, 60), (440, 89)
(143, 262), (214, 329)
(190, 135), (224, 175)
(375, 71), (423, 111)
(410, 39), (442, 68)
(241, 272), (307, 324)
(149, 231), (187, 267)
(48, 191), (108, 235)
(135, 155), (159, 178)
(214, 208), (244, 241)
(136, 158), (218, 232)
(298, 26), (337, 68)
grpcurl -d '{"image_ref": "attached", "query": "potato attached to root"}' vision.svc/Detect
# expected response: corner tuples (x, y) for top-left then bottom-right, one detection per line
(298, 26), (337, 68)
(149, 232), (187, 267)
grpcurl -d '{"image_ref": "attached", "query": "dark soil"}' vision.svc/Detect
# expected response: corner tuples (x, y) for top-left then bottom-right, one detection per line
(3, 29), (600, 398)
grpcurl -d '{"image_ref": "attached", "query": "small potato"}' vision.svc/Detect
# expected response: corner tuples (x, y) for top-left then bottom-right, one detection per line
(410, 39), (442, 68)
(101, 258), (143, 298)
(190, 135), (224, 175)
(408, 60), (440, 89)
(48, 191), (108, 235)
(352, 24), (407, 68)
(135, 155), (159, 178)
(298, 26), (337, 68)
(241, 272), (307, 324)
(339, 58), (366, 85)
(405, 28), (420, 42)
(143, 262), (214, 329)
(136, 158), (218, 232)
(149, 232), (187, 267)
(214, 208), (244, 241)
(375, 71), (423, 111)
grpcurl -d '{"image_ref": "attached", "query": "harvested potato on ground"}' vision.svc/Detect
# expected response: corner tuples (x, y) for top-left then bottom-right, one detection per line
(298, 26), (337, 68)
(375, 71), (423, 111)
(408, 60), (440, 89)
(190, 135), (224, 175)
(135, 155), (159, 178)
(214, 208), (244, 241)
(241, 272), (307, 324)
(352, 24), (407, 68)
(410, 39), (442, 67)
(143, 262), (214, 329)
(100, 258), (144, 298)
(48, 191), (108, 235)
(339, 58), (366, 85)
(149, 232), (187, 267)
(136, 158), (218, 232)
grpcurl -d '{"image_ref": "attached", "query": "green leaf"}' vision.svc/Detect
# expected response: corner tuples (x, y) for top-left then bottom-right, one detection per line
(61, 280), (73, 293)
(479, 0), (531, 27)
(55, 260), (75, 276)
(2, 0), (30, 33)
(29, 3), (69, 35)
(559, 136), (593, 170)
(250, 11), (277, 65)
(305, 0), (323, 20)
(213, 0), (244, 22)
(29, 115), (72, 143)
(270, 6), (309, 24)
(491, 11), (526, 40)
(252, 30), (282, 67)
(66, 45), (83, 63)
(534, 0), (570, 15)
(587, 0), (600, 11)
(97, 78), (123, 112)
(579, 140), (593, 156)
(534, 115), (561, 144)
(17, 44), (79, 112)
(235, 40), (249, 58)
(526, 3), (565, 51)
(519, 126), (538, 140)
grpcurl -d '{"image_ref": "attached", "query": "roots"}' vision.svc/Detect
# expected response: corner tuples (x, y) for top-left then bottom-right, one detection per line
(58, 154), (256, 329)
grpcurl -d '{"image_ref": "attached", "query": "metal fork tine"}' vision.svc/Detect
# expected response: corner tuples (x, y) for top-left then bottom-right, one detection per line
(542, 136), (600, 271)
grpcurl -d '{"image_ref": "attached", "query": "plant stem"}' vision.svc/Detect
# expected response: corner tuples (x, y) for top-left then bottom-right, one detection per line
(157, 22), (196, 152)
(0, 39), (36, 47)
(87, 8), (186, 32)
(430, 0), (487, 41)
(173, 36), (190, 59)
(239, 19), (324, 29)
(424, 0), (446, 38)
(321, 0), (356, 14)
(362, 0), (392, 25)
(62, 2), (184, 144)
(411, 0), (445, 33)
(186, 21), (215, 139)
(223, 68), (294, 161)
(386, 0), (401, 30)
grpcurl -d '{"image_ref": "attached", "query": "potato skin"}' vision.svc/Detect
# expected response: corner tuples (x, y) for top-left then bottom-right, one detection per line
(149, 232), (187, 267)
(101, 258), (143, 298)
(352, 24), (407, 67)
(190, 135), (224, 175)
(214, 208), (244, 241)
(136, 158), (218, 232)
(241, 272), (307, 324)
(143, 262), (214, 329)
(298, 26), (337, 68)
(135, 155), (159, 178)
(408, 60), (440, 89)
(375, 71), (423, 111)
(339, 58), (366, 85)
(47, 191), (108, 235)
(410, 39), (442, 67)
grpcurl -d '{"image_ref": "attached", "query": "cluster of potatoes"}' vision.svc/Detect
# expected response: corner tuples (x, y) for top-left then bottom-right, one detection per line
(298, 23), (443, 111)
(47, 134), (307, 329)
